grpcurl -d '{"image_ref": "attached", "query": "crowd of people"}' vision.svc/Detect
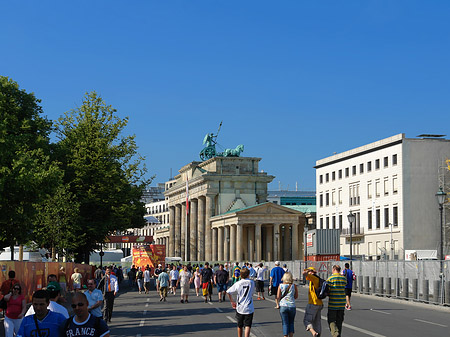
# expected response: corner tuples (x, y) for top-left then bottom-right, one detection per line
(0, 265), (122, 337)
(0, 261), (355, 337)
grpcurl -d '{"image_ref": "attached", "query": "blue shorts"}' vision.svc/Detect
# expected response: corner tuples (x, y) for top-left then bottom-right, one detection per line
(217, 283), (227, 292)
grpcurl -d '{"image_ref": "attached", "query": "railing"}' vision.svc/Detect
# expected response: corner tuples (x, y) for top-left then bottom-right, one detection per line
(341, 227), (364, 236)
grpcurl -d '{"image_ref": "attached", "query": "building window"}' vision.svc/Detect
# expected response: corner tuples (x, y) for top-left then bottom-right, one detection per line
(338, 169), (342, 179)
(332, 216), (336, 229)
(320, 218), (323, 229)
(375, 159), (380, 170)
(393, 176), (398, 194)
(384, 207), (389, 228)
(326, 173), (329, 183)
(338, 189), (343, 205)
(375, 180), (380, 197)
(326, 193), (329, 206)
(332, 171), (335, 181)
(393, 154), (398, 165)
(352, 165), (356, 176)
(376, 209), (381, 229)
(360, 163), (364, 174)
(368, 210), (372, 230)
(384, 179), (389, 195)
(349, 184), (360, 206)
(367, 181), (372, 199)
(393, 206), (398, 226)
(319, 194), (323, 207)
(320, 175), (323, 184)
(332, 191), (336, 206)
(384, 156), (388, 168)
(339, 215), (343, 230)
(326, 217), (329, 229)
(367, 161), (372, 172)
(345, 167), (349, 177)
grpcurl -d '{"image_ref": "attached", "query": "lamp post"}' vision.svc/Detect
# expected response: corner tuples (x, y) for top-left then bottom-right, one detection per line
(347, 211), (356, 269)
(389, 223), (394, 260)
(275, 231), (279, 261)
(436, 187), (446, 304)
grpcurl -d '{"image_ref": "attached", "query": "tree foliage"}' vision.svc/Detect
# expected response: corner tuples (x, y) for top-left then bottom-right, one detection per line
(54, 92), (151, 262)
(0, 76), (60, 253)
(34, 184), (82, 259)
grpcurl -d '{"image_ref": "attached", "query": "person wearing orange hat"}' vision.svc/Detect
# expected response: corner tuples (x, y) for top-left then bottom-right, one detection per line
(302, 267), (323, 337)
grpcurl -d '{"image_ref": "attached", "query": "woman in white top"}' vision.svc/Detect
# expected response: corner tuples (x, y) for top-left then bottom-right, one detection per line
(277, 272), (298, 337)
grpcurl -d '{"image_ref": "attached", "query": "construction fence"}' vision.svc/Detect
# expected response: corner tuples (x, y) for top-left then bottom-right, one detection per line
(259, 260), (450, 306)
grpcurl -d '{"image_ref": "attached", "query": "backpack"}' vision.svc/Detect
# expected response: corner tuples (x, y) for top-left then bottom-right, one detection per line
(314, 276), (330, 300)
(137, 271), (143, 279)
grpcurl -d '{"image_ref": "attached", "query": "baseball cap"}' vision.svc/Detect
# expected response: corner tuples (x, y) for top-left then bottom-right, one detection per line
(46, 281), (61, 292)
(158, 264), (162, 267)
(307, 267), (316, 271)
(275, 261), (280, 266)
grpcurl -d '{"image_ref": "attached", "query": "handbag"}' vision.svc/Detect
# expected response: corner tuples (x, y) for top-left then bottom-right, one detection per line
(267, 285), (272, 296)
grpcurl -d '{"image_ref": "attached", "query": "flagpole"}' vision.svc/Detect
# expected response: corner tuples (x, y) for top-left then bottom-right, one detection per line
(185, 177), (189, 262)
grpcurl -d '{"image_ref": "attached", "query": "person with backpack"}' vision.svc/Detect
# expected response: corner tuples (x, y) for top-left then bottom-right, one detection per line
(302, 267), (323, 337)
(63, 292), (110, 337)
(277, 272), (298, 337)
(341, 263), (355, 310)
(326, 265), (347, 337)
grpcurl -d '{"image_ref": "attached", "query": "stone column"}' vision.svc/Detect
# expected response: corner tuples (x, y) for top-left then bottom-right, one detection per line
(273, 223), (280, 261)
(212, 228), (218, 261)
(224, 226), (230, 261)
(181, 203), (186, 260)
(236, 224), (243, 261)
(205, 194), (215, 261)
(230, 224), (237, 261)
(174, 204), (181, 257)
(243, 225), (248, 260)
(169, 206), (175, 257)
(190, 199), (198, 261)
(266, 225), (273, 261)
(198, 197), (205, 261)
(255, 223), (262, 262)
(292, 223), (299, 260)
(248, 226), (255, 262)
(218, 226), (224, 261)
(284, 225), (291, 260)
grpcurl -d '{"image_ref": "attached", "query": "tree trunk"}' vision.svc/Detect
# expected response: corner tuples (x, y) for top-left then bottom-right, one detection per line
(10, 244), (14, 261)
(19, 245), (23, 261)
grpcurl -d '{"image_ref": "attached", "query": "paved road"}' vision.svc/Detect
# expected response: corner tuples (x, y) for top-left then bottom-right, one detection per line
(1, 285), (449, 336)
(107, 285), (450, 337)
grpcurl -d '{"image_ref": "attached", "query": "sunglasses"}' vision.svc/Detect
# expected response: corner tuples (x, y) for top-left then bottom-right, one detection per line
(13, 288), (20, 290)
(71, 302), (85, 308)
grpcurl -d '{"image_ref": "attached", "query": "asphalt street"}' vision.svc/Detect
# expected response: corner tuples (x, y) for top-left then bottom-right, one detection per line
(106, 285), (450, 337)
(2, 284), (449, 336)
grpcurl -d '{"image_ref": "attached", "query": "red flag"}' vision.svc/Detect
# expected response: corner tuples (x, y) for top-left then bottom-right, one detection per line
(186, 177), (189, 215)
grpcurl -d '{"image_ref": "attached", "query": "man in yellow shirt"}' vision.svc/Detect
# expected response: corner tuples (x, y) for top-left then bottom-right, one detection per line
(302, 267), (323, 337)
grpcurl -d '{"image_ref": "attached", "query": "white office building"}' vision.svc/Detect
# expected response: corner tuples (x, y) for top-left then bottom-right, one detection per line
(315, 133), (450, 260)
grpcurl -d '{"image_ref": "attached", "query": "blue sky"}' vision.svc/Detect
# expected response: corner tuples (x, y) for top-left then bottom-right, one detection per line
(2, 1), (450, 190)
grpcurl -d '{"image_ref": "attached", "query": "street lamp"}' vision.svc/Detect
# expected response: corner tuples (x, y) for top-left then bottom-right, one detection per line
(275, 231), (279, 261)
(436, 187), (446, 304)
(347, 211), (356, 269)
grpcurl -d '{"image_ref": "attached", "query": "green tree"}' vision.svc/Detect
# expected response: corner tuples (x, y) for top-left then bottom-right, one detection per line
(34, 184), (82, 260)
(0, 76), (60, 259)
(54, 92), (151, 263)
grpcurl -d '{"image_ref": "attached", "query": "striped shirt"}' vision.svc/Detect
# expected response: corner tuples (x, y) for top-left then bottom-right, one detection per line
(326, 272), (347, 310)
